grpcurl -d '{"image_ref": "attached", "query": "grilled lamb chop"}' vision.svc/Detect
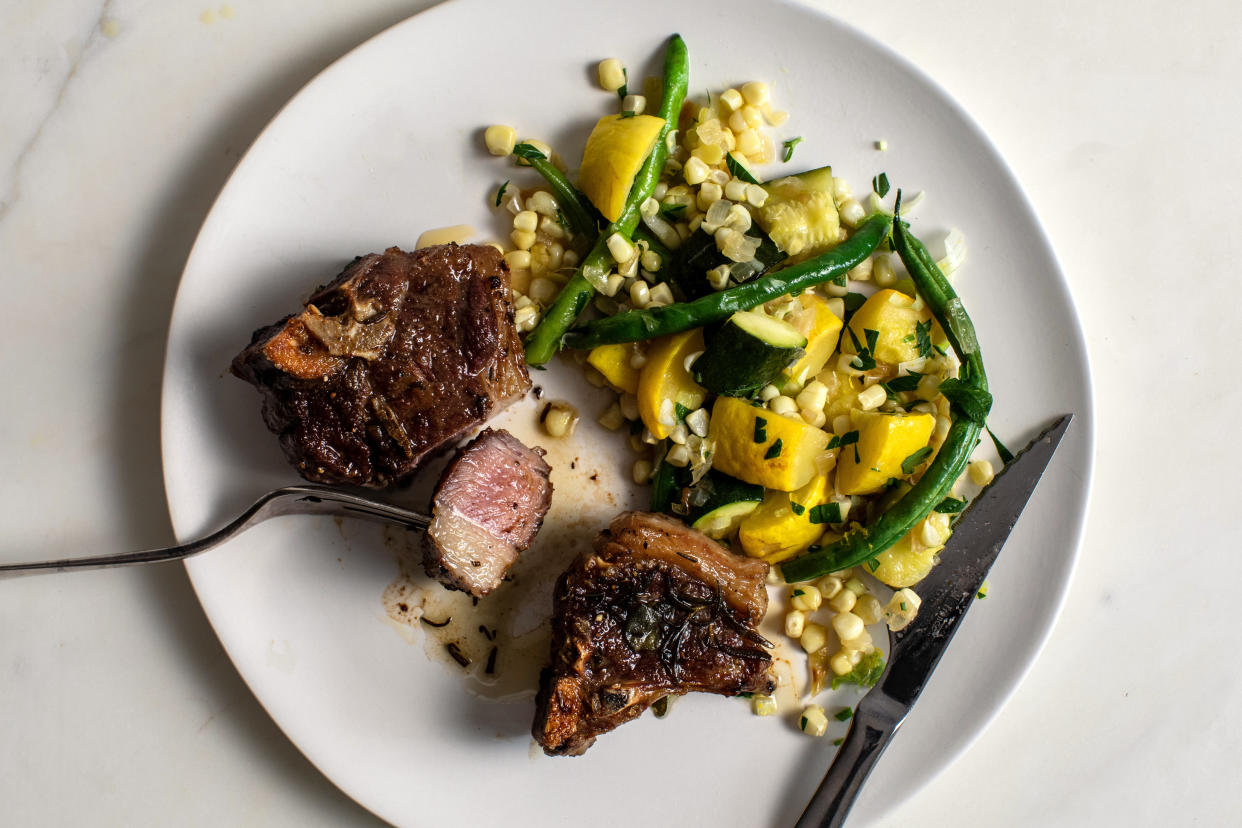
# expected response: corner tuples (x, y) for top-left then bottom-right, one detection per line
(534, 512), (775, 756)
(422, 428), (552, 597)
(232, 244), (530, 487)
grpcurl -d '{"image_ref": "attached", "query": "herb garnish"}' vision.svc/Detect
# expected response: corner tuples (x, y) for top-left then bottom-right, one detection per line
(725, 153), (760, 184)
(674, 402), (692, 423)
(883, 372), (922, 393)
(900, 446), (934, 475)
(834, 707), (854, 722)
(831, 650), (885, 690)
(987, 426), (1015, 465)
(494, 180), (509, 207)
(753, 416), (768, 443)
(809, 502), (841, 525)
(782, 136), (803, 162)
(915, 319), (934, 359)
(847, 327), (879, 371)
(659, 202), (687, 219)
(619, 110), (637, 119)
(935, 496), (967, 514)
(872, 172), (890, 198)
(827, 430), (859, 451)
(789, 501), (806, 516)
(763, 438), (783, 460)
(937, 377), (993, 424)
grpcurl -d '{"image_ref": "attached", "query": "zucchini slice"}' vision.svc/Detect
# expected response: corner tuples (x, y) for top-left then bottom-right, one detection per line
(691, 311), (807, 396)
(756, 165), (840, 258)
(672, 225), (786, 300)
(687, 472), (765, 539)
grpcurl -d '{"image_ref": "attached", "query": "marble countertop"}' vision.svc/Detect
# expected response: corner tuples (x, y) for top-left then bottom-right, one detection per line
(3, 0), (1238, 824)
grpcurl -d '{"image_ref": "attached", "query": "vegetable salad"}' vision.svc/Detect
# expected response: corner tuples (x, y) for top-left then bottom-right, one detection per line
(479, 35), (999, 735)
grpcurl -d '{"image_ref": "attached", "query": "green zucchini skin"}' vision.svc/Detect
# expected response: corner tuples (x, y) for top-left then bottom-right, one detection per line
(686, 471), (765, 527)
(673, 225), (786, 300)
(692, 311), (806, 396)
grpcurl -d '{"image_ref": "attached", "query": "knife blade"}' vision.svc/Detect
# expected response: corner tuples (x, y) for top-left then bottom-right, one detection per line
(795, 413), (1074, 828)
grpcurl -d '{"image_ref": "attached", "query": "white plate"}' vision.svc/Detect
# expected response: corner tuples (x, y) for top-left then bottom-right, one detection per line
(161, 0), (1094, 824)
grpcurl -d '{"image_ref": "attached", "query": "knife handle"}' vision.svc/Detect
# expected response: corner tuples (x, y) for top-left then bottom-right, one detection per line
(795, 702), (899, 828)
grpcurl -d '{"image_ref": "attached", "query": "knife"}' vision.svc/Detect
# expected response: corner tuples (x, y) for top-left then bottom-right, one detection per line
(795, 413), (1074, 828)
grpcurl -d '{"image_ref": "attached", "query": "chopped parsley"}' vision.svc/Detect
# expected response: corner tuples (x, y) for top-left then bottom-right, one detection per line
(659, 201), (687, 220)
(937, 378), (993, 425)
(832, 738), (844, 746)
(808, 502), (841, 525)
(782, 136), (803, 163)
(619, 110), (637, 119)
(883, 372), (922, 393)
(900, 601), (908, 611)
(617, 67), (628, 99)
(753, 416), (768, 443)
(834, 707), (854, 722)
(827, 430), (859, 451)
(872, 172), (890, 198)
(831, 649), (885, 690)
(900, 446), (933, 475)
(763, 438), (784, 460)
(987, 426), (1015, 465)
(789, 501), (806, 516)
(847, 327), (880, 372)
(935, 496), (966, 514)
(674, 402), (692, 423)
(725, 153), (760, 185)
(866, 558), (880, 572)
(842, 292), (868, 322)
(915, 320), (934, 359)
(494, 180), (509, 207)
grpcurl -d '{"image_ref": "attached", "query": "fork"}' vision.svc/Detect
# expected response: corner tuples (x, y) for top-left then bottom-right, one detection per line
(0, 485), (430, 579)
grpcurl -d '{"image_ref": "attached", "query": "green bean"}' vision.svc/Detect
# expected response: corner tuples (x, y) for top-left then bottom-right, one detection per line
(524, 34), (689, 365)
(780, 200), (989, 583)
(511, 147), (599, 238)
(513, 145), (671, 262)
(562, 212), (890, 349)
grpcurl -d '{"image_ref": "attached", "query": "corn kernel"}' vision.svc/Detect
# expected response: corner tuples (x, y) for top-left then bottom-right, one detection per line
(785, 610), (806, 638)
(666, 444), (691, 467)
(510, 229), (536, 250)
(799, 705), (828, 737)
(873, 253), (897, 287)
(736, 129), (761, 157)
(528, 277), (558, 304)
(829, 649), (854, 676)
(839, 198), (866, 229)
(745, 184), (768, 208)
(598, 58), (626, 92)
(621, 94), (647, 115)
(827, 588), (856, 613)
(800, 622), (828, 654)
(632, 459), (653, 485)
(541, 402), (578, 438)
(752, 694), (778, 716)
(832, 611), (865, 643)
(790, 585), (823, 612)
(484, 124), (517, 157)
(513, 304), (539, 333)
(504, 250), (531, 270)
(969, 459), (995, 486)
(796, 380), (829, 412)
(854, 594), (884, 625)
(857, 384), (887, 411)
(719, 88), (744, 113)
(647, 282), (674, 307)
(770, 395), (798, 417)
(885, 588), (922, 631)
(628, 280), (650, 308)
(741, 81), (770, 108)
(817, 576), (843, 601)
(683, 156), (710, 185)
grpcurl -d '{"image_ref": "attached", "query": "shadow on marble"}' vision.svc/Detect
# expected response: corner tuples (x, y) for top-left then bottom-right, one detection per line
(106, 5), (453, 824)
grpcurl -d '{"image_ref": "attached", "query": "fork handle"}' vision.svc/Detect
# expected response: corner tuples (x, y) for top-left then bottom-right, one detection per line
(0, 485), (429, 579)
(795, 704), (899, 828)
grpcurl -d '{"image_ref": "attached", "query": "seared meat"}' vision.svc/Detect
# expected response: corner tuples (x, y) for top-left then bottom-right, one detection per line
(231, 244), (530, 487)
(422, 428), (553, 597)
(533, 512), (774, 756)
